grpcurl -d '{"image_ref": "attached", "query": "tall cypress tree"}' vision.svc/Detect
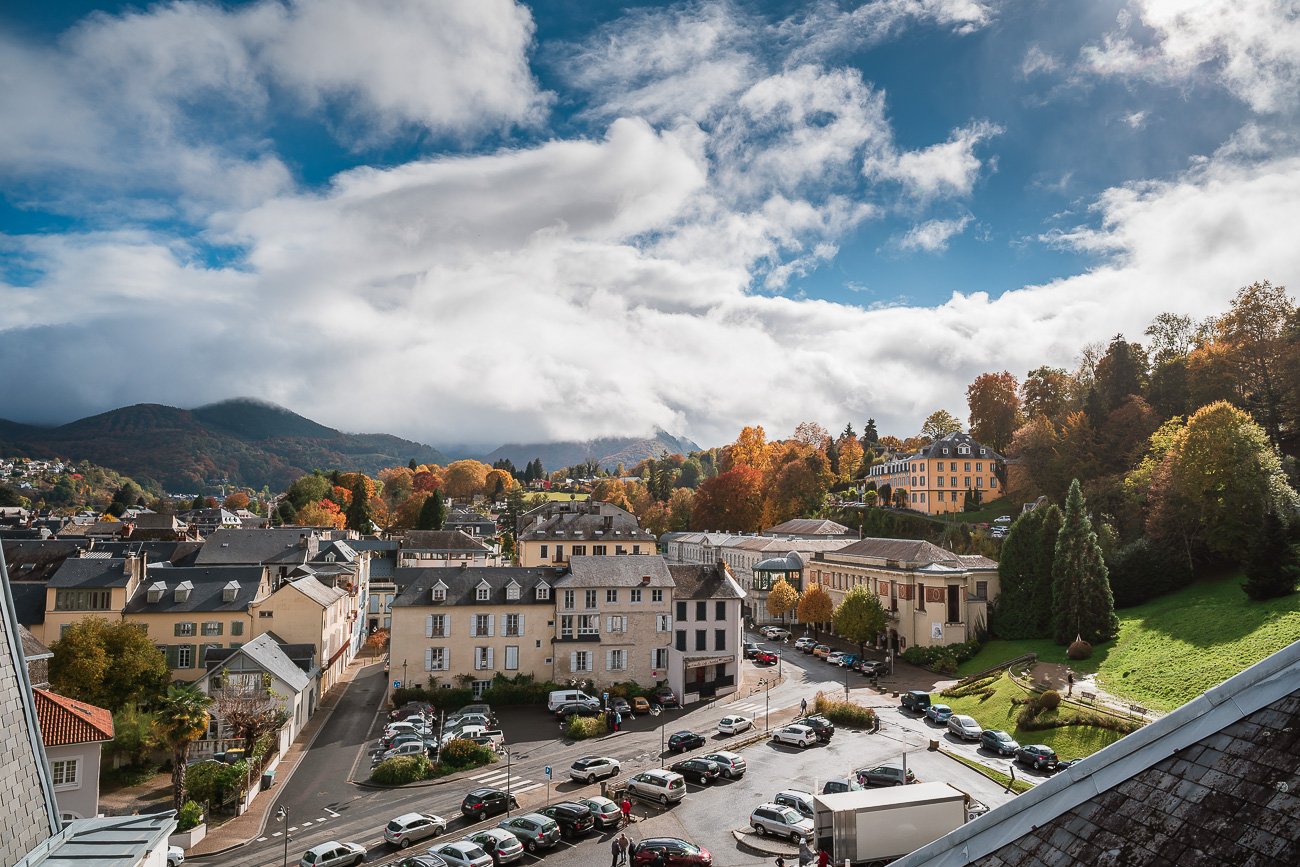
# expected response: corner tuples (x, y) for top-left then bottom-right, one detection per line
(345, 478), (371, 532)
(990, 506), (1059, 639)
(1051, 480), (1119, 644)
(1242, 510), (1300, 600)
(418, 490), (445, 531)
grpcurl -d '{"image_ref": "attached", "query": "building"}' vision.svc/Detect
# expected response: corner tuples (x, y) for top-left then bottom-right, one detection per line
(33, 688), (114, 821)
(517, 500), (655, 568)
(348, 538), (398, 634)
(19, 625), (52, 688)
(867, 432), (1004, 515)
(249, 576), (355, 693)
(39, 554), (146, 645)
(892, 638), (1300, 867)
(809, 538), (998, 652)
(761, 518), (854, 539)
(389, 566), (562, 698)
(193, 527), (325, 579)
(399, 530), (497, 568)
(444, 509), (498, 540)
(750, 551), (807, 625)
(666, 563), (744, 703)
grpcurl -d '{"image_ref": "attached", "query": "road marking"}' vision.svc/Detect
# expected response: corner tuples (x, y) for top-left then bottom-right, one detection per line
(288, 826), (298, 832)
(317, 817), (327, 823)
(301, 820), (313, 826)
(324, 806), (341, 817)
(256, 837), (267, 842)
(272, 832), (283, 837)
(470, 769), (509, 781)
(511, 782), (545, 794)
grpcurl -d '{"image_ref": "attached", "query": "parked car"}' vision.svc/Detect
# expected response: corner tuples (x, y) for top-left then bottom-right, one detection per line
(772, 790), (815, 819)
(750, 803), (814, 843)
(925, 704), (954, 724)
(390, 701), (434, 721)
(980, 729), (1020, 756)
(537, 802), (595, 838)
(299, 841), (366, 867)
(454, 703), (495, 720)
(652, 687), (680, 708)
(444, 713), (492, 731)
(700, 751), (746, 779)
(632, 696), (651, 714)
(717, 714), (752, 735)
(901, 690), (932, 712)
(792, 715), (834, 742)
(825, 651), (845, 666)
(568, 756), (621, 784)
(630, 837), (713, 866)
(167, 845), (185, 867)
(1016, 744), (1059, 771)
(770, 724), (817, 748)
(993, 514), (1013, 524)
(610, 696), (632, 716)
(855, 765), (916, 787)
(626, 770), (687, 805)
(384, 812), (447, 848)
(554, 702), (602, 721)
(460, 788), (518, 821)
(753, 651), (779, 665)
(856, 659), (888, 677)
(670, 757), (721, 785)
(374, 742), (427, 764)
(496, 814), (560, 853)
(667, 730), (706, 753)
(947, 714), (983, 741)
(431, 841), (493, 867)
(820, 777), (863, 795)
(463, 829), (524, 866)
(578, 796), (622, 829)
(743, 642), (762, 659)
(812, 644), (831, 659)
(794, 637), (816, 652)
(392, 856), (448, 867)
(840, 653), (858, 668)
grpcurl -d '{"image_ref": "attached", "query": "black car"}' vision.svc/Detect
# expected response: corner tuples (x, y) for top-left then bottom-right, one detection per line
(538, 802), (595, 838)
(821, 777), (863, 795)
(743, 642), (762, 659)
(555, 702), (602, 721)
(856, 765), (916, 787)
(670, 757), (721, 784)
(667, 731), (705, 753)
(390, 701), (433, 721)
(460, 787), (518, 821)
(1015, 744), (1059, 771)
(652, 687), (680, 708)
(900, 690), (931, 713)
(792, 715), (835, 742)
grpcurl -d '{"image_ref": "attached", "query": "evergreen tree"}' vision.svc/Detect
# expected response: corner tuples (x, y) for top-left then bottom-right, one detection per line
(408, 458), (418, 471)
(1051, 480), (1119, 644)
(992, 509), (1050, 639)
(418, 490), (446, 531)
(275, 500), (296, 526)
(345, 478), (372, 532)
(1242, 510), (1300, 600)
(862, 418), (879, 444)
(191, 494), (206, 510)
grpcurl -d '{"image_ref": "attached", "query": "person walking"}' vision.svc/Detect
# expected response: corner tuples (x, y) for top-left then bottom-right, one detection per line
(800, 697), (808, 716)
(1067, 672), (1075, 697)
(620, 796), (632, 827)
(615, 710), (623, 732)
(617, 833), (631, 865)
(817, 848), (830, 867)
(611, 837), (622, 867)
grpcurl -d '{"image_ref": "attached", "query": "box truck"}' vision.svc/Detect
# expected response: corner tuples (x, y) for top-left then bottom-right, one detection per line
(812, 781), (970, 866)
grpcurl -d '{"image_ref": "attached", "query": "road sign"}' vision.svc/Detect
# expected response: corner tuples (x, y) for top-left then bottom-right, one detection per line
(544, 766), (552, 780)
(603, 691), (609, 703)
(393, 681), (401, 689)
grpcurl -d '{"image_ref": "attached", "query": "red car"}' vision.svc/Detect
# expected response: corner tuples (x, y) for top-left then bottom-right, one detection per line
(631, 837), (712, 865)
(753, 651), (778, 665)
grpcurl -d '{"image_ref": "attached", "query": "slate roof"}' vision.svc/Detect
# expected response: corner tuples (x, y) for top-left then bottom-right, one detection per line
(1, 539), (88, 582)
(123, 566), (267, 614)
(401, 530), (491, 552)
(194, 528), (318, 566)
(762, 518), (852, 537)
(9, 582), (48, 626)
(912, 431), (1004, 462)
(392, 567), (564, 608)
(48, 557), (134, 588)
(283, 575), (345, 608)
(127, 513), (184, 531)
(346, 538), (399, 553)
(28, 812), (176, 867)
(560, 555), (674, 588)
(88, 540), (203, 566)
(816, 537), (992, 571)
(33, 688), (114, 746)
(200, 633), (311, 693)
(754, 552), (806, 571)
(518, 500), (654, 541)
(728, 537), (855, 555)
(893, 638), (1300, 867)
(668, 564), (745, 600)
(18, 624), (51, 659)
(311, 540), (358, 563)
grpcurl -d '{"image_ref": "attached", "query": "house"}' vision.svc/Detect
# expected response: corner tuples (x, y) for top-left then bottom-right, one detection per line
(517, 500), (656, 568)
(249, 576), (355, 694)
(389, 566), (561, 698)
(867, 431), (1005, 515)
(444, 508), (498, 540)
(761, 518), (855, 539)
(720, 537), (857, 624)
(666, 563), (744, 703)
(347, 538), (398, 634)
(176, 508), (243, 535)
(892, 638), (1300, 867)
(552, 556), (674, 690)
(193, 528), (323, 579)
(39, 554), (147, 645)
(33, 689), (114, 821)
(291, 538), (371, 662)
(398, 530), (497, 568)
(124, 512), (190, 541)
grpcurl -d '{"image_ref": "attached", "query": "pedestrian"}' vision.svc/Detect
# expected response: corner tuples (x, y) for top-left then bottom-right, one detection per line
(618, 833), (631, 865)
(817, 848), (829, 867)
(798, 838), (815, 865)
(615, 710), (623, 731)
(652, 849), (667, 867)
(620, 796), (632, 827)
(775, 857), (786, 867)
(1067, 672), (1075, 697)
(800, 697), (808, 715)
(611, 837), (621, 867)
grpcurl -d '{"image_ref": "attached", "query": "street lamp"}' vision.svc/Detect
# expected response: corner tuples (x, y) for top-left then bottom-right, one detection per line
(758, 678), (771, 732)
(660, 718), (666, 768)
(276, 806), (289, 867)
(402, 659), (408, 688)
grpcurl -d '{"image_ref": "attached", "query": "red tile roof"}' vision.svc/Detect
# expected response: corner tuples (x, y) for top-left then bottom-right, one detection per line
(33, 688), (115, 746)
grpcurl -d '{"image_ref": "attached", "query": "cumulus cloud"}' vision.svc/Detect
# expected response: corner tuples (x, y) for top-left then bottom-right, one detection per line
(895, 215), (973, 252)
(1021, 45), (1061, 77)
(864, 121), (1003, 201)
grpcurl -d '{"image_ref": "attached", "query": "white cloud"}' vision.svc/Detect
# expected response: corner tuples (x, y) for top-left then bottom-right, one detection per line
(1021, 45), (1061, 77)
(780, 0), (996, 62)
(1123, 110), (1149, 128)
(896, 215), (973, 252)
(864, 121), (1003, 201)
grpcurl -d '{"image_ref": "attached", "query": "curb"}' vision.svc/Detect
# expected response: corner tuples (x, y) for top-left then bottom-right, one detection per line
(732, 828), (800, 857)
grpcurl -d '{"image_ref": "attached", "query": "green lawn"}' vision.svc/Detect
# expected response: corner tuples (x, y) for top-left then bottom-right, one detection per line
(932, 496), (1016, 525)
(538, 492), (590, 501)
(960, 573), (1300, 712)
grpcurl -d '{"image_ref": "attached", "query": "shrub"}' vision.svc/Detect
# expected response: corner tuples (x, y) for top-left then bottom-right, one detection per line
(177, 800), (204, 832)
(901, 639), (983, 670)
(1067, 638), (1093, 660)
(564, 715), (608, 740)
(941, 675), (998, 700)
(812, 692), (876, 728)
(439, 738), (496, 770)
(391, 686), (474, 710)
(101, 763), (158, 790)
(1039, 689), (1061, 711)
(371, 755), (432, 785)
(482, 673), (559, 706)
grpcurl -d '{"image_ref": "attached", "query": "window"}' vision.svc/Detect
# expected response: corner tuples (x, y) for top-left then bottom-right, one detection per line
(694, 630), (706, 651)
(578, 614), (599, 636)
(695, 600), (707, 621)
(653, 648), (669, 669)
(615, 545), (626, 555)
(473, 680), (492, 699)
(231, 621), (244, 636)
(561, 615), (575, 639)
(54, 589), (111, 611)
(474, 614), (492, 636)
(431, 585), (446, 602)
(259, 610), (273, 618)
(536, 584), (550, 601)
(539, 544), (548, 558)
(975, 581), (988, 599)
(585, 590), (597, 609)
(426, 647), (447, 671)
(476, 584), (490, 602)
(573, 650), (592, 672)
(563, 589), (575, 610)
(593, 545), (607, 555)
(656, 613), (671, 632)
(175, 622), (196, 637)
(964, 462), (971, 471)
(607, 649), (626, 671)
(936, 476), (944, 487)
(555, 545), (564, 561)
(675, 630), (686, 651)
(50, 759), (78, 788)
(676, 601), (688, 621)
(176, 645), (194, 669)
(505, 646), (519, 670)
(652, 589), (664, 603)
(506, 582), (520, 600)
(715, 629), (726, 651)
(606, 615), (627, 633)
(475, 647), (494, 670)
(504, 613), (522, 636)
(630, 588), (642, 603)
(633, 545), (641, 554)
(950, 476), (957, 487)
(976, 477), (984, 488)
(201, 622), (223, 636)
(976, 462), (983, 471)
(572, 545), (587, 556)
(964, 477), (971, 489)
(716, 600), (726, 620)
(606, 589), (618, 603)
(426, 614), (447, 638)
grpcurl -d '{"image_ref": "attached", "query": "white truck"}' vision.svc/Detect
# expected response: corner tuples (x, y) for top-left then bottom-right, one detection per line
(812, 782), (971, 867)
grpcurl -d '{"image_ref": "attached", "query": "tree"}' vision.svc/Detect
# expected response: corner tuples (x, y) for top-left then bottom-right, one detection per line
(892, 487), (909, 508)
(105, 706), (156, 768)
(766, 578), (799, 624)
(796, 584), (834, 636)
(285, 474), (331, 510)
(666, 487), (694, 531)
(418, 490), (446, 531)
(210, 672), (287, 754)
(920, 410), (962, 442)
(50, 618), (169, 712)
(1241, 510), (1300, 600)
(274, 500), (297, 525)
(832, 587), (887, 656)
(297, 499), (345, 529)
(691, 467), (764, 532)
(792, 421), (831, 448)
(1051, 480), (1119, 645)
(765, 451), (833, 524)
(154, 685), (212, 810)
(967, 371), (1024, 452)
(222, 492), (250, 511)
(990, 506), (1060, 639)
(484, 469), (514, 500)
(1214, 280), (1295, 444)
(1092, 335), (1149, 418)
(723, 425), (772, 474)
(345, 478), (372, 532)
(443, 460), (490, 499)
(862, 419), (879, 445)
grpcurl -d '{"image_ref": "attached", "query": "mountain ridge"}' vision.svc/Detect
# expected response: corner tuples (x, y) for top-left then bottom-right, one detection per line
(483, 431), (701, 474)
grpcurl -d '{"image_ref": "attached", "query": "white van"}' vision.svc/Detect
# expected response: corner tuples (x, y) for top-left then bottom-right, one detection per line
(547, 690), (597, 712)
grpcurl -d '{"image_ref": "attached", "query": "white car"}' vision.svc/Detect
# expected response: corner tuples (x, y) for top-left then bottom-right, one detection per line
(167, 846), (184, 867)
(625, 769), (687, 805)
(432, 840), (494, 867)
(763, 627), (791, 640)
(568, 756), (621, 784)
(444, 713), (492, 730)
(771, 724), (817, 748)
(825, 651), (845, 666)
(375, 741), (427, 763)
(299, 841), (366, 867)
(384, 812), (447, 848)
(385, 721), (431, 738)
(717, 715), (753, 735)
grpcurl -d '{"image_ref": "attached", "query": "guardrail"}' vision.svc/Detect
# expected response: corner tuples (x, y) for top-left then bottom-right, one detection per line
(954, 653), (1038, 685)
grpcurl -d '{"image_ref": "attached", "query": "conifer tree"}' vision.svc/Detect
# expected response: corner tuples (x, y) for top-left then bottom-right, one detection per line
(345, 478), (372, 532)
(1242, 510), (1300, 600)
(1051, 480), (1119, 644)
(418, 490), (445, 531)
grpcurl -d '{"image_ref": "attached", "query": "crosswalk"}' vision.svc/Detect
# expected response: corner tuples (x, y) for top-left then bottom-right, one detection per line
(468, 766), (546, 795)
(729, 700), (775, 715)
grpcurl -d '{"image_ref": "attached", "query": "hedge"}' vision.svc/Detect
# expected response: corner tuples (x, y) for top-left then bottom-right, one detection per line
(564, 715), (609, 740)
(812, 692), (877, 728)
(439, 738), (497, 770)
(393, 673), (632, 711)
(1013, 692), (1141, 734)
(902, 639), (983, 674)
(371, 755), (432, 785)
(941, 674), (998, 701)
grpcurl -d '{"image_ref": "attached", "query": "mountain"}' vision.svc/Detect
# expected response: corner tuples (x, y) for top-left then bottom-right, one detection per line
(0, 399), (446, 492)
(483, 431), (702, 474)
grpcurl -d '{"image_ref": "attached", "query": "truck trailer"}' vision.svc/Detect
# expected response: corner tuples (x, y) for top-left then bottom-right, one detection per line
(812, 781), (970, 866)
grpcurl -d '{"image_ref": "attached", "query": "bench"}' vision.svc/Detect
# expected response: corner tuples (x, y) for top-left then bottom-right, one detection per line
(1079, 691), (1097, 705)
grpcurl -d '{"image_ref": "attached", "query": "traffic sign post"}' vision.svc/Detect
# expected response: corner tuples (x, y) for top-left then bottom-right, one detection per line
(393, 680), (401, 689)
(545, 766), (552, 805)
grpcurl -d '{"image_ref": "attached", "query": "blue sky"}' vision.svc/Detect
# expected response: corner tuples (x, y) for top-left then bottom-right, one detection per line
(1, 1), (1298, 449)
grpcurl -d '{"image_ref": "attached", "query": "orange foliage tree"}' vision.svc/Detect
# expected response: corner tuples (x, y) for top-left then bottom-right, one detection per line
(690, 467), (764, 532)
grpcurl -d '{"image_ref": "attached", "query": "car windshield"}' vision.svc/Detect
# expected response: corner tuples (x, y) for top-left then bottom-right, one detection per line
(777, 808), (801, 823)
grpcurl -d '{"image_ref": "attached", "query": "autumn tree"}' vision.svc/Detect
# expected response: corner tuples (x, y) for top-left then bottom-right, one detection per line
(443, 460), (490, 499)
(1214, 280), (1295, 444)
(796, 583), (834, 637)
(967, 371), (1024, 452)
(484, 468), (514, 500)
(766, 578), (799, 625)
(1092, 334), (1149, 419)
(920, 410), (962, 442)
(765, 450), (833, 524)
(379, 467), (414, 505)
(723, 425), (772, 473)
(666, 487), (694, 531)
(418, 490), (446, 531)
(1051, 480), (1119, 645)
(50, 618), (169, 712)
(223, 492), (250, 511)
(691, 467), (764, 532)
(210, 672), (287, 754)
(792, 421), (831, 448)
(412, 468), (443, 493)
(285, 473), (330, 510)
(832, 587), (887, 656)
(836, 432), (865, 482)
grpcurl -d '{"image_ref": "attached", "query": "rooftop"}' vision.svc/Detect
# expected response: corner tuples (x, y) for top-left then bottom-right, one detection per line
(33, 689), (114, 747)
(392, 566), (564, 607)
(560, 555), (674, 588)
(401, 530), (491, 552)
(193, 528), (319, 566)
(667, 564), (745, 600)
(124, 566), (268, 614)
(47, 557), (135, 589)
(762, 518), (853, 537)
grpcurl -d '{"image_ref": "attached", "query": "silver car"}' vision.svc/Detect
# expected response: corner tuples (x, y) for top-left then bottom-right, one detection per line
(431, 841), (494, 867)
(947, 714), (983, 741)
(750, 803), (813, 842)
(464, 829), (524, 865)
(384, 812), (447, 848)
(626, 770), (687, 805)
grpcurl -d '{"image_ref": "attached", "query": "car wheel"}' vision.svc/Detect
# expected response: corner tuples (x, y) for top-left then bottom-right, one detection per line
(679, 745), (688, 753)
(587, 773), (596, 783)
(723, 769), (734, 779)
(478, 810), (488, 821)
(400, 837), (411, 848)
(894, 781), (903, 786)
(353, 856), (363, 867)
(754, 824), (766, 836)
(659, 794), (669, 805)
(525, 840), (537, 853)
(790, 832), (802, 843)
(1035, 759), (1043, 770)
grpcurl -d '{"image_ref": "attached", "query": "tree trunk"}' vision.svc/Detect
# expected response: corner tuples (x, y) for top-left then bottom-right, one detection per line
(173, 747), (187, 810)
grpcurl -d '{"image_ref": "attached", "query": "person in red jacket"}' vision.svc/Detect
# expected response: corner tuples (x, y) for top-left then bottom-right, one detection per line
(817, 849), (830, 867)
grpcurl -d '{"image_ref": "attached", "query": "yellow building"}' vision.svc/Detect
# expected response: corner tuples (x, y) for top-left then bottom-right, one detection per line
(40, 554), (147, 645)
(517, 500), (655, 568)
(867, 432), (1004, 515)
(250, 576), (356, 694)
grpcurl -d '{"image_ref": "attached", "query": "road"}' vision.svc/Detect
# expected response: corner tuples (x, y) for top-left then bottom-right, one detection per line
(202, 634), (1042, 866)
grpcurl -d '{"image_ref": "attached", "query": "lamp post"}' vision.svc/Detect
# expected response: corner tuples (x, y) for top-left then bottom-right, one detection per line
(276, 806), (289, 867)
(660, 718), (666, 768)
(402, 659), (408, 689)
(845, 662), (851, 700)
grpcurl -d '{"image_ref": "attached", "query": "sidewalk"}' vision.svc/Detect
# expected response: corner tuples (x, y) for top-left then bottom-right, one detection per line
(189, 653), (380, 857)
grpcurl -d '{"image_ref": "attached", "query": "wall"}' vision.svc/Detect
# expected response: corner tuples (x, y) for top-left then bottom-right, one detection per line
(47, 742), (102, 820)
(389, 603), (552, 693)
(552, 584), (671, 688)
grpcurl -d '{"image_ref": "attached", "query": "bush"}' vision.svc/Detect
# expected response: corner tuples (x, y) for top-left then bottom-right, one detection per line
(941, 675), (998, 700)
(371, 755), (432, 785)
(177, 800), (204, 832)
(391, 686), (474, 710)
(901, 639), (983, 670)
(101, 762), (158, 790)
(1067, 638), (1093, 660)
(812, 693), (877, 728)
(564, 715), (608, 740)
(482, 673), (558, 706)
(1039, 689), (1061, 711)
(439, 738), (497, 770)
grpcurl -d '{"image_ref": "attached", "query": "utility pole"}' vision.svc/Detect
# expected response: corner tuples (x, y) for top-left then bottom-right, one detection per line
(276, 806), (289, 867)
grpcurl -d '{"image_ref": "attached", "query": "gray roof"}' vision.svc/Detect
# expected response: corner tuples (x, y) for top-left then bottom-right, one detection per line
(194, 528), (317, 566)
(18, 624), (51, 660)
(282, 575), (345, 608)
(126, 513), (184, 531)
(560, 555), (674, 588)
(392, 566), (564, 608)
(368, 553), (396, 579)
(123, 566), (267, 614)
(311, 540), (358, 563)
(8, 582), (47, 626)
(401, 530), (491, 552)
(86, 540), (203, 566)
(754, 552), (806, 571)
(48, 557), (134, 588)
(667, 564), (745, 600)
(346, 538), (399, 553)
(913, 431), (1004, 462)
(25, 812), (175, 867)
(519, 500), (653, 541)
(200, 633), (311, 693)
(1, 540), (88, 582)
(762, 518), (852, 536)
(816, 538), (993, 571)
(893, 639), (1300, 867)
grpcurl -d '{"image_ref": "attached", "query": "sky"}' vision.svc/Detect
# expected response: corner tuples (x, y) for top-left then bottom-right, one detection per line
(1, 0), (1299, 451)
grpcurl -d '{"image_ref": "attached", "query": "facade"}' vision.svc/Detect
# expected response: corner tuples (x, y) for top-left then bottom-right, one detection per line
(517, 501), (655, 568)
(249, 576), (355, 693)
(809, 538), (998, 652)
(551, 556), (674, 689)
(389, 567), (561, 698)
(749, 552), (806, 626)
(40, 555), (146, 645)
(33, 689), (114, 821)
(666, 563), (744, 703)
(398, 530), (497, 568)
(867, 432), (1005, 515)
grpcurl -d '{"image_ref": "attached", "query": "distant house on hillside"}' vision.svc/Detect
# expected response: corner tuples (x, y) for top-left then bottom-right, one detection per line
(867, 432), (1005, 515)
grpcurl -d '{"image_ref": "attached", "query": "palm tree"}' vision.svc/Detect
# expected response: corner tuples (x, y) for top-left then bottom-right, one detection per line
(154, 685), (212, 810)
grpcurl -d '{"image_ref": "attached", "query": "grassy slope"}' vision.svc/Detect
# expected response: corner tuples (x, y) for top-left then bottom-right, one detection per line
(959, 574), (1300, 712)
(931, 496), (1016, 524)
(540, 492), (590, 501)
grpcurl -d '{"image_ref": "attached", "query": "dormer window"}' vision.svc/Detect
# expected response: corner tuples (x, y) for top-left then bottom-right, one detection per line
(146, 581), (166, 604)
(506, 581), (520, 601)
(431, 580), (448, 602)
(476, 581), (491, 602)
(536, 583), (550, 601)
(174, 581), (193, 603)
(222, 581), (239, 603)
(958, 445), (970, 455)
(325, 551), (336, 563)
